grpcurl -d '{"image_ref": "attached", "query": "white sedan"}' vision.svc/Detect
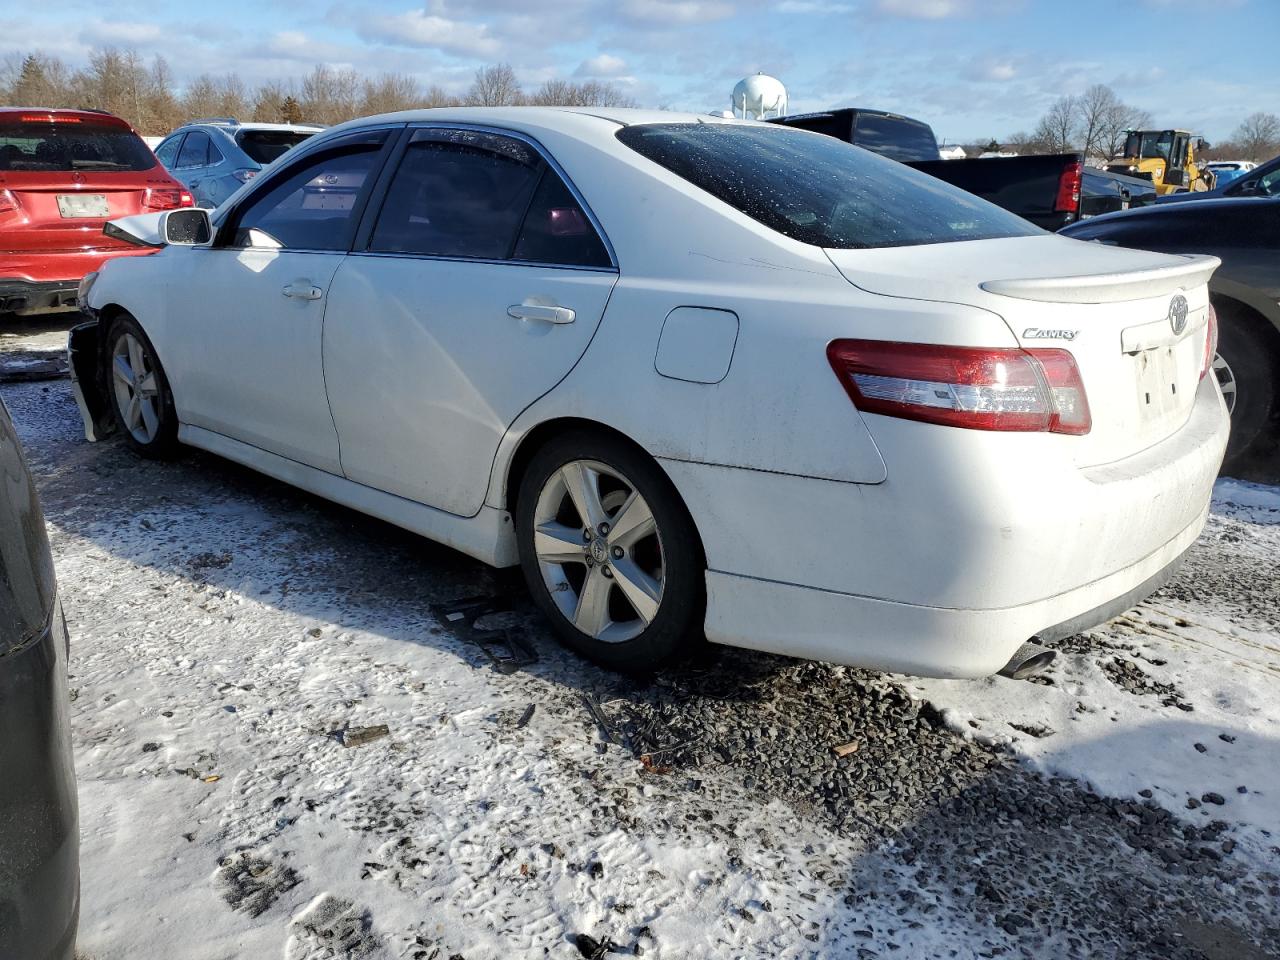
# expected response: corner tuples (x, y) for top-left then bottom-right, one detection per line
(71, 107), (1229, 678)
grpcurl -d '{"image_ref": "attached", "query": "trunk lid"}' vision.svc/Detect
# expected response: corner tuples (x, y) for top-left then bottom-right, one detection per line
(825, 234), (1219, 467)
(0, 171), (180, 253)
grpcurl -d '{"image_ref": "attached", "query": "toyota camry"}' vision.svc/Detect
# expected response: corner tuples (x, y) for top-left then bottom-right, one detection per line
(70, 108), (1229, 678)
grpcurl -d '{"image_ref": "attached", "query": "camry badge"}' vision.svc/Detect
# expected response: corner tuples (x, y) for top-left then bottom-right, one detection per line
(1022, 328), (1079, 341)
(1168, 295), (1189, 336)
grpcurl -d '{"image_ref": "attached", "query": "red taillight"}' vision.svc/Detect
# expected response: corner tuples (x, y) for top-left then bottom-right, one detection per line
(827, 339), (1091, 436)
(1201, 303), (1218, 381)
(19, 113), (82, 123)
(1054, 160), (1083, 214)
(143, 188), (194, 211)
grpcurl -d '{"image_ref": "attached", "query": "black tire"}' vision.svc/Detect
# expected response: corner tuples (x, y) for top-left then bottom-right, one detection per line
(104, 312), (182, 459)
(515, 430), (705, 673)
(1213, 300), (1279, 469)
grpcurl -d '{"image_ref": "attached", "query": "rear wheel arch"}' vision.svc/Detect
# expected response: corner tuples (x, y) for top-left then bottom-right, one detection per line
(502, 417), (706, 565)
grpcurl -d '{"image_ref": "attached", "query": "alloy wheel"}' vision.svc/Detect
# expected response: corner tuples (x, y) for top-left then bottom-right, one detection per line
(1212, 351), (1237, 416)
(532, 459), (666, 643)
(111, 332), (162, 444)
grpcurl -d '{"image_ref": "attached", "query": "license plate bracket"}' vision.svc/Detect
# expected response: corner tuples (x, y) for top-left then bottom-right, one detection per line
(57, 194), (109, 218)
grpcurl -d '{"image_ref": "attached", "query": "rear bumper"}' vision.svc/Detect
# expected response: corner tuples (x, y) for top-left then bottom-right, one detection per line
(1, 246), (153, 311)
(0, 278), (79, 314)
(662, 375), (1228, 677)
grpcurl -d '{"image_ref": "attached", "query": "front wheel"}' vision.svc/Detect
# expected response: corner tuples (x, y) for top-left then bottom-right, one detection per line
(105, 313), (181, 458)
(515, 431), (704, 672)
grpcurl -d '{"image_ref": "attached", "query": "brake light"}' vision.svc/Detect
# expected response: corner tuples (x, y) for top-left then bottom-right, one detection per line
(1054, 160), (1082, 214)
(1201, 303), (1218, 381)
(827, 339), (1091, 436)
(143, 188), (194, 211)
(0, 189), (16, 215)
(19, 113), (82, 123)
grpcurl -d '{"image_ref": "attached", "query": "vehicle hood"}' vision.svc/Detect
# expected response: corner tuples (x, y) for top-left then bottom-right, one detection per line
(823, 234), (1217, 308)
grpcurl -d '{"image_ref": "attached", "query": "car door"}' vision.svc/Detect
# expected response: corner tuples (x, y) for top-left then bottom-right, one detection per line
(322, 125), (618, 517)
(172, 130), (211, 202)
(169, 127), (396, 474)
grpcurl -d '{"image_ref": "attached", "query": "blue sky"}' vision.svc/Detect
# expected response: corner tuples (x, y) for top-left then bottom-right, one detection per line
(5, 0), (1278, 142)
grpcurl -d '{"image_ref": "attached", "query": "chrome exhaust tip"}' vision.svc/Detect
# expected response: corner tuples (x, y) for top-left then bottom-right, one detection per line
(997, 641), (1057, 680)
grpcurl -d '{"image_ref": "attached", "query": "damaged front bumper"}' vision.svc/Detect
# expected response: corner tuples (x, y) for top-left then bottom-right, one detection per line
(67, 321), (113, 442)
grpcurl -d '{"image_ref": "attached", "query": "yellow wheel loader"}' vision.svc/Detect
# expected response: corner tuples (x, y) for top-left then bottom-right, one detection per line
(1107, 130), (1215, 195)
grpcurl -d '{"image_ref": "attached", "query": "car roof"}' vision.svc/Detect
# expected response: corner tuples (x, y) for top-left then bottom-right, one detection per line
(175, 121), (324, 135)
(315, 105), (743, 139)
(1079, 194), (1277, 226)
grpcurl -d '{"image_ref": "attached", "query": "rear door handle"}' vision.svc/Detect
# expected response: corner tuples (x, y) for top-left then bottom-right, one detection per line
(282, 281), (323, 301)
(507, 303), (575, 324)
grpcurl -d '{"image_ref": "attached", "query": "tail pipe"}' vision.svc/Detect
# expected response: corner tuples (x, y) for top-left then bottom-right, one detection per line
(998, 641), (1056, 680)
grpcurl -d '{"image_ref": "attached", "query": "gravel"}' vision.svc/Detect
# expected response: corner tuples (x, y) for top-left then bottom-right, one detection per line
(3, 317), (1278, 959)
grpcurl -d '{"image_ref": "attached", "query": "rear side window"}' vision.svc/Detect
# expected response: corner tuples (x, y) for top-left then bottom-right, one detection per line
(513, 171), (611, 267)
(617, 123), (1041, 249)
(176, 131), (211, 168)
(0, 119), (155, 172)
(236, 130), (316, 165)
(154, 135), (184, 168)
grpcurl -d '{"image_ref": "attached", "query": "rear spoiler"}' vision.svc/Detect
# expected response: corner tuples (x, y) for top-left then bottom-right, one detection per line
(980, 254), (1220, 304)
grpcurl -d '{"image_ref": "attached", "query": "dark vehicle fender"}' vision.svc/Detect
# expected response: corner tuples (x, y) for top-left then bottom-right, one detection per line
(68, 320), (114, 442)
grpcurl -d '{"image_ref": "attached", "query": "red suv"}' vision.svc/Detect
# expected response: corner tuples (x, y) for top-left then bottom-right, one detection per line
(0, 108), (191, 316)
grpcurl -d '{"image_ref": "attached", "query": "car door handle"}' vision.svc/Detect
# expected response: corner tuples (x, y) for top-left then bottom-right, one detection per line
(507, 303), (575, 324)
(282, 282), (323, 301)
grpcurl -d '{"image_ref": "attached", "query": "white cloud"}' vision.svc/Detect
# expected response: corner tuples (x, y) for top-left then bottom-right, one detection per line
(79, 21), (167, 46)
(357, 10), (502, 57)
(874, 0), (971, 18)
(575, 53), (628, 77)
(619, 0), (737, 25)
(774, 1), (854, 12)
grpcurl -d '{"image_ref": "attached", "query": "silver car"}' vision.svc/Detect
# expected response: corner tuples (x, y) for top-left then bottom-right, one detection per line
(154, 119), (322, 207)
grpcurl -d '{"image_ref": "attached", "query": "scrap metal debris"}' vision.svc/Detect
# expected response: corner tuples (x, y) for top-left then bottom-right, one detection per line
(341, 725), (390, 749)
(429, 594), (537, 674)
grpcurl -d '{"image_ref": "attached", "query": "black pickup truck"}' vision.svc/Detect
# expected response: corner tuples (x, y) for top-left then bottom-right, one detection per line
(772, 108), (1157, 229)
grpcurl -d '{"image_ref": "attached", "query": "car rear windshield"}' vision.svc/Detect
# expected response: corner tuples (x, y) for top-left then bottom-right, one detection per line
(236, 130), (316, 165)
(0, 119), (156, 172)
(616, 123), (1041, 249)
(851, 113), (939, 162)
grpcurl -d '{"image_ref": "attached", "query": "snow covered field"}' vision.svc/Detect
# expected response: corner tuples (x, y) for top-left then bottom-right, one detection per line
(2, 368), (1278, 960)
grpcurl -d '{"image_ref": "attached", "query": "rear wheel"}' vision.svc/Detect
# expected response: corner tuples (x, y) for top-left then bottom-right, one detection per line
(515, 431), (704, 672)
(105, 313), (181, 458)
(1213, 299), (1279, 469)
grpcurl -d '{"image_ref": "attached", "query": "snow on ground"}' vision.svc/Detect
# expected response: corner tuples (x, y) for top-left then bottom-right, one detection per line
(2, 360), (1279, 960)
(906, 480), (1280, 868)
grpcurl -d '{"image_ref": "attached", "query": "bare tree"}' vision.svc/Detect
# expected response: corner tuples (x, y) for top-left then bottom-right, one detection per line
(1232, 112), (1280, 161)
(1033, 94), (1078, 153)
(5, 53), (71, 107)
(1099, 103), (1151, 161)
(300, 64), (359, 125)
(466, 63), (523, 106)
(359, 73), (421, 116)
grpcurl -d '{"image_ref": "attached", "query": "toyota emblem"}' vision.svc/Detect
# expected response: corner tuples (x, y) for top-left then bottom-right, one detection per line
(1168, 295), (1189, 336)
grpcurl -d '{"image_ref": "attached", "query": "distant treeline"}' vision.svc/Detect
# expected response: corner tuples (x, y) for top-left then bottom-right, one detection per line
(0, 51), (636, 134)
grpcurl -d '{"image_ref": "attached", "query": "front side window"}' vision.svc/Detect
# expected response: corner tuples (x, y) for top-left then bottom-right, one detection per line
(0, 119), (156, 172)
(176, 131), (210, 168)
(617, 123), (1040, 249)
(227, 134), (387, 251)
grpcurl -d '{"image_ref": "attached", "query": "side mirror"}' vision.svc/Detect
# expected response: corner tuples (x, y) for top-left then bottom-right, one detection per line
(162, 208), (212, 246)
(1234, 178), (1260, 195)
